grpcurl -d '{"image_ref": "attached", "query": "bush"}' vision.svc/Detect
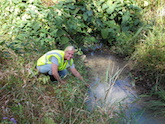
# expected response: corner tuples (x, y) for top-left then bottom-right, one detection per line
(0, 0), (142, 56)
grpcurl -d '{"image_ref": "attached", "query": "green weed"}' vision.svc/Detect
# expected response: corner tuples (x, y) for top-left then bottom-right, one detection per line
(131, 0), (165, 117)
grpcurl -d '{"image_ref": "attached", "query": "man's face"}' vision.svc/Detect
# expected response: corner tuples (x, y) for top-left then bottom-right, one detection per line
(64, 50), (74, 60)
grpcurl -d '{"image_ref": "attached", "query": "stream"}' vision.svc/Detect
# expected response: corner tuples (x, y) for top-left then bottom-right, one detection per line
(84, 49), (165, 124)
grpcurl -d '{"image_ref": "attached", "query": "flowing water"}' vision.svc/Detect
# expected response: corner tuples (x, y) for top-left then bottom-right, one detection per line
(85, 49), (165, 124)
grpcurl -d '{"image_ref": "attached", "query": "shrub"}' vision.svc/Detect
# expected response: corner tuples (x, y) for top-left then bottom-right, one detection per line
(0, 0), (142, 56)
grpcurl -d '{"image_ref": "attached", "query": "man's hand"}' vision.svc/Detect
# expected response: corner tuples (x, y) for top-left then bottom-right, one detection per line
(60, 80), (67, 84)
(52, 63), (67, 84)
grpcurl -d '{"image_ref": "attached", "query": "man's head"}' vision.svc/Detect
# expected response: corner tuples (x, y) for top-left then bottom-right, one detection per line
(64, 46), (75, 60)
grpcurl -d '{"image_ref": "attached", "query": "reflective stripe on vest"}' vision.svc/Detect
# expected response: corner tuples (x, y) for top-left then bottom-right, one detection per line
(37, 50), (73, 71)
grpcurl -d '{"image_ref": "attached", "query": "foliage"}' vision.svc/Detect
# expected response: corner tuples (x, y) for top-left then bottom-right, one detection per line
(0, 0), (142, 56)
(133, 27), (165, 73)
(0, 52), (132, 123)
(130, 0), (165, 117)
(131, 0), (165, 89)
(1, 0), (165, 123)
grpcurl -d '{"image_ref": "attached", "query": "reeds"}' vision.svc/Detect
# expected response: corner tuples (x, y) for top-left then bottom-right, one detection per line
(104, 63), (128, 103)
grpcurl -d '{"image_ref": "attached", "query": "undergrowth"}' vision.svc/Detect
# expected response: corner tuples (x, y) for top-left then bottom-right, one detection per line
(0, 0), (165, 123)
(131, 0), (165, 117)
(0, 50), (132, 123)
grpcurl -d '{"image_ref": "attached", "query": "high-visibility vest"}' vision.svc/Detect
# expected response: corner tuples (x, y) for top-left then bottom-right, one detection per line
(37, 50), (73, 71)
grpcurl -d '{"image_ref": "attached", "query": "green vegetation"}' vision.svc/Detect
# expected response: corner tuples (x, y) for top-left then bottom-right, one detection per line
(0, 0), (142, 54)
(0, 0), (164, 123)
(131, 0), (165, 117)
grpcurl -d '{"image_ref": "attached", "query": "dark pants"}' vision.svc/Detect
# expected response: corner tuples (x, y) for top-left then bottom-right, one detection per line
(49, 70), (68, 81)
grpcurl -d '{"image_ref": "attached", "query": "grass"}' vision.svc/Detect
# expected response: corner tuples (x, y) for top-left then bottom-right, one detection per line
(0, 49), (90, 123)
(86, 63), (144, 124)
(0, 48), (140, 123)
(1, 0), (165, 123)
(104, 63), (128, 103)
(133, 1), (165, 84)
(131, 0), (165, 117)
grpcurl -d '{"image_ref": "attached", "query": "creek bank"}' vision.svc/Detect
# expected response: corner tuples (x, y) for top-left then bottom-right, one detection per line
(83, 49), (165, 124)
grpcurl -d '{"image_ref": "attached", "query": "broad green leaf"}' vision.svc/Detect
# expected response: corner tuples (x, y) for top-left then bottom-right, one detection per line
(60, 36), (70, 44)
(97, 1), (103, 6)
(106, 0), (112, 5)
(41, 39), (45, 46)
(96, 19), (103, 27)
(73, 8), (80, 15)
(134, 19), (140, 25)
(108, 28), (114, 33)
(68, 5), (75, 9)
(2, 24), (7, 29)
(122, 11), (130, 23)
(57, 30), (67, 37)
(87, 10), (93, 16)
(89, 37), (97, 42)
(46, 38), (54, 43)
(106, 4), (116, 14)
(87, 28), (92, 33)
(102, 3), (108, 10)
(122, 26), (129, 32)
(83, 13), (88, 21)
(100, 0), (105, 3)
(50, 29), (58, 36)
(105, 20), (116, 28)
(101, 28), (109, 39)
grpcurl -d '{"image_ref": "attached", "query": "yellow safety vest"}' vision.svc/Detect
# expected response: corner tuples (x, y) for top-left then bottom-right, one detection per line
(37, 50), (73, 71)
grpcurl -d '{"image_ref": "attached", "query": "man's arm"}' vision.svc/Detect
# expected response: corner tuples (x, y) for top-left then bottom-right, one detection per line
(70, 68), (84, 81)
(52, 63), (66, 84)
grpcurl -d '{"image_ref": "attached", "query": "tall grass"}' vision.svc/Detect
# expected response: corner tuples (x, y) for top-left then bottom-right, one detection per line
(131, 0), (165, 116)
(104, 64), (128, 102)
(0, 48), (90, 123)
(132, 0), (165, 89)
(87, 63), (142, 123)
(0, 51), (136, 123)
(1, 0), (165, 123)
(0, 47), (131, 123)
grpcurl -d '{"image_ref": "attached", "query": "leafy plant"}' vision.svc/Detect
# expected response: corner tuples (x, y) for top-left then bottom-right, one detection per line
(0, 0), (143, 56)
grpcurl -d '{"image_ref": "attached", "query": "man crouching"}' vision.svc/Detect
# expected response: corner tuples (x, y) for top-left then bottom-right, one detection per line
(36, 46), (84, 84)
